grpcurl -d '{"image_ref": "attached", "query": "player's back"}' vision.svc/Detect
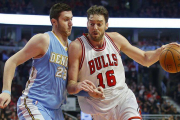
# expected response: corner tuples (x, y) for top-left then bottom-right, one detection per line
(21, 31), (70, 109)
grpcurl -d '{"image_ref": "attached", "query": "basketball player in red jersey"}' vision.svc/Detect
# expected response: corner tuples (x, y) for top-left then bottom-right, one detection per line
(67, 5), (180, 120)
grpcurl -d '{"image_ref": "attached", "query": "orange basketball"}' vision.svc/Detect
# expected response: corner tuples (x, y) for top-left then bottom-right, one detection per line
(159, 44), (180, 73)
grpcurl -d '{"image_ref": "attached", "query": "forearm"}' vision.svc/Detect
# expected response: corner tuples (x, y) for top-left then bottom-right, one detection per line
(67, 80), (79, 94)
(2, 59), (17, 92)
(144, 48), (162, 67)
(67, 81), (91, 97)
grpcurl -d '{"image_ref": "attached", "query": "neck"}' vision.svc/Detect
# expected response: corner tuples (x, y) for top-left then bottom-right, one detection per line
(52, 30), (68, 47)
(87, 33), (104, 48)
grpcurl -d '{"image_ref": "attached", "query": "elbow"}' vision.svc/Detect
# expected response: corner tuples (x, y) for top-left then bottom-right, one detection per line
(67, 86), (74, 95)
(141, 61), (149, 67)
(67, 79), (79, 94)
(144, 63), (151, 68)
(67, 92), (74, 95)
(139, 57), (151, 67)
(67, 85), (77, 95)
(140, 53), (151, 67)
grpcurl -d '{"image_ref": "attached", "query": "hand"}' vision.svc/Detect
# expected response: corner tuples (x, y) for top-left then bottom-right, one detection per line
(0, 93), (11, 109)
(160, 42), (180, 50)
(76, 80), (96, 93)
(89, 86), (105, 99)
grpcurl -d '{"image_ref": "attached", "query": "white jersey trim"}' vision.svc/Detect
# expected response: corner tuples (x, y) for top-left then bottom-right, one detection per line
(23, 67), (37, 96)
(18, 97), (45, 120)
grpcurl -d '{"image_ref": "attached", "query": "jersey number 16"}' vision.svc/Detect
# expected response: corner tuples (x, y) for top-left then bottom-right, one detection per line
(97, 70), (116, 88)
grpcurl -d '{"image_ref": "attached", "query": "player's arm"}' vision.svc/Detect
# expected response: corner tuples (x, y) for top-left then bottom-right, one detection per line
(107, 32), (163, 67)
(67, 39), (97, 94)
(108, 32), (180, 67)
(0, 34), (49, 108)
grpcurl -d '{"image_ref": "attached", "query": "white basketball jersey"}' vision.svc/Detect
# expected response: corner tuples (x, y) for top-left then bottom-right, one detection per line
(78, 33), (128, 114)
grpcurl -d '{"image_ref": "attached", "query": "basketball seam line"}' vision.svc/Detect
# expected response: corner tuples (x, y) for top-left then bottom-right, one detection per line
(164, 50), (168, 71)
(168, 46), (179, 72)
(168, 48), (180, 54)
(166, 50), (178, 73)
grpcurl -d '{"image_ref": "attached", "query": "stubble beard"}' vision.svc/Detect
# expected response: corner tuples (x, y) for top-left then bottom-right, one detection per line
(57, 23), (71, 37)
(89, 31), (105, 42)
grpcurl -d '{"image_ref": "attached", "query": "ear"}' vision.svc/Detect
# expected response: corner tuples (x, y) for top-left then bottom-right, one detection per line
(51, 18), (57, 25)
(105, 23), (109, 30)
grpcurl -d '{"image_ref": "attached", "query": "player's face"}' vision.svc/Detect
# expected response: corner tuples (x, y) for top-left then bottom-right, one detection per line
(57, 11), (73, 37)
(87, 14), (108, 42)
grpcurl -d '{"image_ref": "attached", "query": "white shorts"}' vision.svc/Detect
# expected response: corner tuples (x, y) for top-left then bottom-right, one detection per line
(17, 96), (64, 120)
(92, 89), (142, 120)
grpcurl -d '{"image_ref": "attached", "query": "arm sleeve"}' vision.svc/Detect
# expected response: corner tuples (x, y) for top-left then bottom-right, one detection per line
(74, 90), (90, 97)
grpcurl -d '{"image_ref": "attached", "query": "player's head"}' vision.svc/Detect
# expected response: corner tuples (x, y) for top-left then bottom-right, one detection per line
(50, 3), (73, 37)
(87, 5), (109, 42)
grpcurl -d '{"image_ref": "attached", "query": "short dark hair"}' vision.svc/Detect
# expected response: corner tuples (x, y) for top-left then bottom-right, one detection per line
(87, 5), (109, 23)
(50, 3), (72, 20)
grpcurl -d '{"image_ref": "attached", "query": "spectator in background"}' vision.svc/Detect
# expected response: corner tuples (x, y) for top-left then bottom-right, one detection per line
(156, 102), (161, 114)
(161, 101), (170, 114)
(18, 38), (27, 47)
(174, 83), (180, 104)
(0, 0), (180, 18)
(68, 117), (72, 120)
(172, 107), (180, 114)
(142, 107), (149, 114)
(2, 50), (9, 62)
(64, 114), (69, 120)
(169, 104), (175, 114)
(0, 52), (4, 84)
(177, 86), (180, 104)
(77, 113), (81, 120)
(0, 112), (7, 120)
(10, 111), (18, 120)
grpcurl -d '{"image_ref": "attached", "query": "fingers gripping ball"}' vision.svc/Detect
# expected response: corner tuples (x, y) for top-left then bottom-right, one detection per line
(159, 45), (180, 73)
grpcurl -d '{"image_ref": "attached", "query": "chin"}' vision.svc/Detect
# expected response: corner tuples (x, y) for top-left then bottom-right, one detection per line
(65, 31), (71, 36)
(67, 32), (71, 37)
(93, 38), (101, 42)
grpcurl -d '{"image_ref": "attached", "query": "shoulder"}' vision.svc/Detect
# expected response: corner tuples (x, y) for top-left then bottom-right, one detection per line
(31, 33), (49, 43)
(24, 33), (50, 54)
(106, 32), (126, 40)
(106, 32), (128, 49)
(69, 38), (82, 50)
(28, 33), (50, 48)
(68, 38), (83, 58)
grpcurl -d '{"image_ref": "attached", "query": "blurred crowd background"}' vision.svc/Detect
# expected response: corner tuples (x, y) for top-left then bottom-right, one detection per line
(0, 0), (180, 18)
(0, 0), (180, 120)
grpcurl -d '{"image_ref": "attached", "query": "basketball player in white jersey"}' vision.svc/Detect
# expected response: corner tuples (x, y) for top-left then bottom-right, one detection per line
(67, 5), (180, 120)
(0, 3), (103, 120)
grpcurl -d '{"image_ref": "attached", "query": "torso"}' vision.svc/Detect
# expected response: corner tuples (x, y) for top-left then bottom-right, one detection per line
(77, 33), (128, 114)
(22, 31), (70, 109)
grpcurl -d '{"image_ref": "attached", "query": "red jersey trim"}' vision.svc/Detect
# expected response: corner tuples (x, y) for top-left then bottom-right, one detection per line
(105, 33), (120, 54)
(83, 34), (106, 51)
(128, 116), (142, 120)
(77, 38), (85, 70)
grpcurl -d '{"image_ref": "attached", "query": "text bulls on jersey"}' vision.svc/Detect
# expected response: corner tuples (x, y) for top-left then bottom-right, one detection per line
(88, 54), (118, 74)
